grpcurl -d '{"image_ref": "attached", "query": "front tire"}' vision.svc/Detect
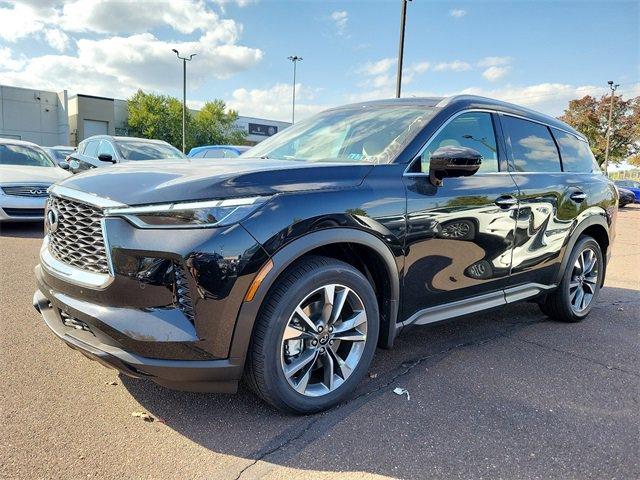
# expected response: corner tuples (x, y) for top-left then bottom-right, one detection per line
(245, 256), (379, 414)
(539, 235), (604, 322)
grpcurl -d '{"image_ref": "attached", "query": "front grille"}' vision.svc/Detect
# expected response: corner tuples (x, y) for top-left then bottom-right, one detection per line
(3, 208), (45, 217)
(1, 185), (50, 197)
(47, 195), (109, 274)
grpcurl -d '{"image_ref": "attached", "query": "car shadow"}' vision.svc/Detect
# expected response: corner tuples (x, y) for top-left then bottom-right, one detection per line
(121, 299), (564, 478)
(0, 221), (44, 238)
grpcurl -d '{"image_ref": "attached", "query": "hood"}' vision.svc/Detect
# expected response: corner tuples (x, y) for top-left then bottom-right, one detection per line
(58, 158), (374, 205)
(0, 165), (71, 185)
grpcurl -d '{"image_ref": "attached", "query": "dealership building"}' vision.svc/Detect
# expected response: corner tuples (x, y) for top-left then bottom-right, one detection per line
(0, 85), (290, 147)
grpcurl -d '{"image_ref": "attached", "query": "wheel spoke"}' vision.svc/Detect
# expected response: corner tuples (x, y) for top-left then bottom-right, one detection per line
(329, 287), (349, 325)
(283, 325), (313, 341)
(321, 285), (336, 323)
(285, 348), (318, 379)
(581, 292), (592, 311)
(569, 280), (580, 290)
(573, 287), (584, 310)
(295, 306), (318, 333)
(328, 346), (352, 380)
(333, 311), (366, 333)
(333, 330), (366, 342)
(322, 352), (335, 391)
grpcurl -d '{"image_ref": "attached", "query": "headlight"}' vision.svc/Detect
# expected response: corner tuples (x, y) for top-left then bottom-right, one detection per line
(105, 196), (270, 229)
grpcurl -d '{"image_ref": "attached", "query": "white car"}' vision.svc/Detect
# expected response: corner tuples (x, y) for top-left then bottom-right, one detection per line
(0, 139), (71, 222)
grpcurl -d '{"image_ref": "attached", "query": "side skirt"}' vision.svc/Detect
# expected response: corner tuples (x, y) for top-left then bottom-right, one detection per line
(400, 283), (556, 328)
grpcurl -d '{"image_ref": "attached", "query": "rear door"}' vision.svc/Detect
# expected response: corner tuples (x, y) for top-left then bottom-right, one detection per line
(500, 114), (587, 287)
(402, 111), (520, 321)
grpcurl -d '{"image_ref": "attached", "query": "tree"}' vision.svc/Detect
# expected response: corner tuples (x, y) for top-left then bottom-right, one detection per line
(127, 91), (246, 151)
(559, 94), (640, 166)
(191, 99), (246, 147)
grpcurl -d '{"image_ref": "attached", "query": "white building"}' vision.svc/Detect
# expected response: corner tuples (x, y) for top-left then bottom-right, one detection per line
(1, 85), (289, 147)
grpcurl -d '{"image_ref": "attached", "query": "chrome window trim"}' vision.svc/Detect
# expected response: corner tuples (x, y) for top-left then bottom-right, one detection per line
(48, 185), (127, 209)
(40, 236), (114, 290)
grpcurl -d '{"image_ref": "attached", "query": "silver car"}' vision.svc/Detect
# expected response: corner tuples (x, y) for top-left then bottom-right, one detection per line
(0, 139), (71, 222)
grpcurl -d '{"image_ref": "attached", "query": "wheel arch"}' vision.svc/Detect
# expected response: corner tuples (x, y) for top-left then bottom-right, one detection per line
(554, 214), (610, 287)
(229, 228), (401, 365)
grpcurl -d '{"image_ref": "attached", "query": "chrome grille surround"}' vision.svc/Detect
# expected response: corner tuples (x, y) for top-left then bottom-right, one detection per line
(47, 195), (109, 274)
(1, 184), (50, 197)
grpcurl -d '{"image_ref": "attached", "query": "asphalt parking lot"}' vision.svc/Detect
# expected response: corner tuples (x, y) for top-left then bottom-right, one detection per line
(1, 206), (638, 480)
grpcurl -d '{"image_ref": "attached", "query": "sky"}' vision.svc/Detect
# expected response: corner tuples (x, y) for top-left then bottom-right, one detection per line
(0, 0), (638, 122)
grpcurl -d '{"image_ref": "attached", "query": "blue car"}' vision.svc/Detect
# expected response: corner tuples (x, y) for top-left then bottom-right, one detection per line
(188, 145), (251, 159)
(614, 180), (640, 203)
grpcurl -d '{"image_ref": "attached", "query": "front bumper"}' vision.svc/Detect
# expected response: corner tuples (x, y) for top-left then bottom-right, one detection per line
(0, 195), (47, 221)
(33, 283), (243, 393)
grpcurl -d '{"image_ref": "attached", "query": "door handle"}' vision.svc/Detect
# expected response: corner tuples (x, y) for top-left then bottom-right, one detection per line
(570, 191), (587, 203)
(494, 195), (518, 209)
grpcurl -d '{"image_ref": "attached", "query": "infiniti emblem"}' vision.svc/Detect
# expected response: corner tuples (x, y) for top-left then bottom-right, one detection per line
(46, 207), (59, 233)
(30, 188), (46, 196)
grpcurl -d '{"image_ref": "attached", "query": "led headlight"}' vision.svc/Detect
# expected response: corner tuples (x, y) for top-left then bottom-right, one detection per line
(106, 196), (270, 229)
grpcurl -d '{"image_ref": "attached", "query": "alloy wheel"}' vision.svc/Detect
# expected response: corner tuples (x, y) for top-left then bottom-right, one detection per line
(569, 247), (599, 313)
(280, 284), (367, 397)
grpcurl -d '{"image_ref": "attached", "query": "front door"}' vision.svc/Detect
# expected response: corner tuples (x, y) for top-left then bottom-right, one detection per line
(401, 111), (520, 322)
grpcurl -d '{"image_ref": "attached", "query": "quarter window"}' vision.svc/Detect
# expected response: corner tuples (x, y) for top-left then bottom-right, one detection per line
(502, 116), (561, 172)
(552, 129), (600, 173)
(97, 140), (117, 159)
(83, 140), (99, 158)
(420, 112), (499, 173)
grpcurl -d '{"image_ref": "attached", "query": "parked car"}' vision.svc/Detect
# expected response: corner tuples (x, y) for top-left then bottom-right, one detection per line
(617, 187), (636, 207)
(614, 180), (640, 203)
(43, 146), (75, 168)
(188, 145), (251, 159)
(67, 135), (186, 173)
(33, 95), (617, 414)
(0, 139), (70, 222)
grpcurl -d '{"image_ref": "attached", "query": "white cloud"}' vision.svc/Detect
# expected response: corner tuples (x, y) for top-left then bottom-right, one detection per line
(43, 29), (71, 52)
(449, 9), (467, 18)
(0, 33), (263, 99)
(432, 60), (472, 72)
(477, 56), (511, 68)
(0, 2), (46, 41)
(227, 83), (327, 122)
(356, 58), (431, 94)
(359, 58), (396, 76)
(330, 10), (349, 36)
(0, 48), (25, 70)
(482, 65), (510, 81)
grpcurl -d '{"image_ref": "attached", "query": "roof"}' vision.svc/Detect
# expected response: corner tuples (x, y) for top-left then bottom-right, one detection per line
(0, 138), (41, 147)
(331, 94), (584, 140)
(80, 135), (171, 144)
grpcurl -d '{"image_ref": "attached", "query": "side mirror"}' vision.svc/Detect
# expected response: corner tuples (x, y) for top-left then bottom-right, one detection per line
(428, 146), (482, 186)
(58, 160), (70, 170)
(98, 153), (115, 163)
(69, 159), (80, 172)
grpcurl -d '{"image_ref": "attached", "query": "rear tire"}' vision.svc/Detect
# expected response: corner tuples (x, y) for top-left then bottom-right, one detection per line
(244, 256), (379, 414)
(539, 235), (603, 322)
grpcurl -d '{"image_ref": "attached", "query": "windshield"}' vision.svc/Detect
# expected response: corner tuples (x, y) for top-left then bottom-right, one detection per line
(50, 148), (74, 161)
(0, 144), (55, 167)
(116, 141), (186, 161)
(244, 105), (435, 164)
(616, 180), (639, 188)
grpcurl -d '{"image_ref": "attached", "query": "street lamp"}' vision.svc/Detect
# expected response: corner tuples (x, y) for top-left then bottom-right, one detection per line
(395, 0), (412, 98)
(287, 55), (302, 124)
(603, 80), (619, 176)
(172, 48), (196, 153)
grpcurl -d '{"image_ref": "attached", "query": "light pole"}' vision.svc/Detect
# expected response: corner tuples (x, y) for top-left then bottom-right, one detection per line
(287, 55), (302, 124)
(603, 80), (619, 176)
(395, 0), (411, 98)
(172, 49), (196, 153)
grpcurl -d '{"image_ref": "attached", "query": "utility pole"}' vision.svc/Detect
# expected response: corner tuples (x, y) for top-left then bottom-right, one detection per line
(395, 0), (411, 98)
(603, 80), (619, 176)
(172, 49), (196, 153)
(287, 56), (302, 124)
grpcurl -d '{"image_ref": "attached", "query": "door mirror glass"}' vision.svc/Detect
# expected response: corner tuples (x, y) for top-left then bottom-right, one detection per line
(57, 160), (70, 170)
(429, 146), (482, 186)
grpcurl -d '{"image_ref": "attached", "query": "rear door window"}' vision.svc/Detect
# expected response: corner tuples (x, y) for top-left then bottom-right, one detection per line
(502, 116), (561, 172)
(97, 140), (117, 159)
(551, 129), (600, 173)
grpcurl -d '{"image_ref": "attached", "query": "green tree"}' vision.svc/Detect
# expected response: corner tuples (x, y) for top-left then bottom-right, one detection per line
(191, 100), (246, 148)
(559, 94), (640, 166)
(127, 91), (246, 151)
(127, 90), (187, 149)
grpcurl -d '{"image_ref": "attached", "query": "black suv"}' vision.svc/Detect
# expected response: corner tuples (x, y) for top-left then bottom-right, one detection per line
(33, 96), (617, 413)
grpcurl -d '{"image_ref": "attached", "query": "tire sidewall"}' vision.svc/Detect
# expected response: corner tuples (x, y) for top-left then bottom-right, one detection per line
(260, 263), (379, 413)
